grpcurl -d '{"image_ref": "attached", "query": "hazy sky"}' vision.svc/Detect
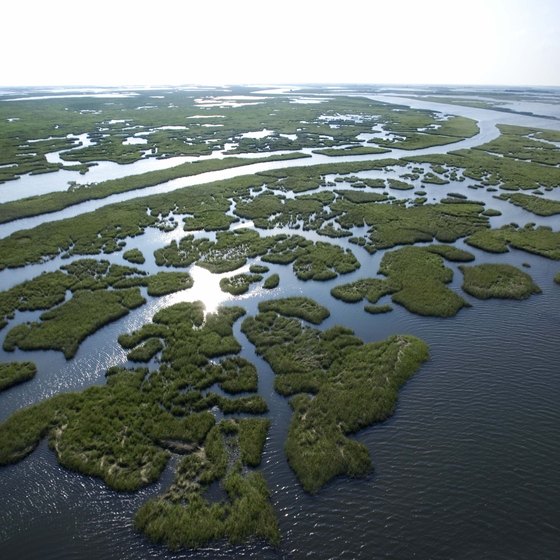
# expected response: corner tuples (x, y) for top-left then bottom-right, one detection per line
(2, 0), (559, 87)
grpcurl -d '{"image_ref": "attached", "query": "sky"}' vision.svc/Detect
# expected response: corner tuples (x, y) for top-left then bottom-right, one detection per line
(2, 0), (559, 87)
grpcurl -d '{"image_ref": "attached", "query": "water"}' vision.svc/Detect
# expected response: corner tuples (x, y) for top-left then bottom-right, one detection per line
(0, 92), (560, 559)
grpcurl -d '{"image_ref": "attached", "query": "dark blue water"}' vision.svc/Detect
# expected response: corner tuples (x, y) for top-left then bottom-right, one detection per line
(1, 231), (559, 559)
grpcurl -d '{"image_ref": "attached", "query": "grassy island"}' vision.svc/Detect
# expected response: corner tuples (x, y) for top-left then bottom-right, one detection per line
(466, 224), (560, 259)
(460, 264), (542, 299)
(0, 302), (278, 548)
(331, 246), (469, 318)
(241, 305), (428, 493)
(0, 361), (37, 392)
(257, 297), (330, 325)
(0, 259), (194, 357)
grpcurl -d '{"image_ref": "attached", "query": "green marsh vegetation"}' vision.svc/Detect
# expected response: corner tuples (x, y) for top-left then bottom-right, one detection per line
(135, 418), (279, 549)
(387, 179), (414, 191)
(465, 224), (560, 259)
(364, 304), (393, 314)
(262, 273), (280, 289)
(379, 247), (469, 317)
(0, 153), (307, 225)
(0, 361), (37, 392)
(498, 193), (560, 216)
(3, 288), (146, 359)
(331, 278), (395, 304)
(336, 198), (488, 254)
(123, 248), (145, 264)
(144, 271), (194, 296)
(331, 245), (470, 317)
(248, 264), (269, 274)
(257, 297), (330, 325)
(220, 273), (263, 296)
(312, 146), (390, 156)
(481, 208), (502, 217)
(408, 143), (560, 191)
(422, 172), (449, 185)
(0, 89), (475, 192)
(4, 88), (559, 550)
(155, 229), (360, 281)
(0, 259), (193, 357)
(460, 263), (541, 300)
(241, 306), (428, 493)
(371, 115), (478, 150)
(0, 258), (146, 327)
(0, 302), (279, 547)
(473, 125), (560, 166)
(0, 157), (482, 272)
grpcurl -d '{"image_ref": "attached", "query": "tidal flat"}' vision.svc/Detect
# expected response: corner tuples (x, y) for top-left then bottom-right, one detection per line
(0, 84), (559, 560)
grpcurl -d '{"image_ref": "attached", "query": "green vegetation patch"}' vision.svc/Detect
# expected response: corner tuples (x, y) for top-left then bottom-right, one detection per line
(249, 264), (269, 274)
(336, 199), (488, 254)
(474, 124), (560, 166)
(498, 193), (560, 216)
(0, 261), (193, 358)
(263, 273), (279, 289)
(332, 247), (469, 317)
(312, 146), (390, 156)
(126, 338), (163, 362)
(0, 361), (37, 392)
(123, 248), (145, 264)
(460, 263), (541, 300)
(242, 307), (428, 493)
(408, 146), (560, 191)
(422, 172), (449, 185)
(156, 229), (360, 281)
(372, 115), (478, 151)
(364, 304), (393, 314)
(135, 419), (279, 549)
(0, 153), (307, 225)
(3, 288), (145, 359)
(146, 272), (193, 296)
(481, 208), (502, 217)
(379, 247), (469, 317)
(331, 278), (394, 304)
(466, 224), (560, 259)
(387, 178), (414, 190)
(220, 273), (263, 296)
(425, 244), (475, 262)
(258, 297), (330, 325)
(334, 189), (389, 204)
(0, 302), (277, 548)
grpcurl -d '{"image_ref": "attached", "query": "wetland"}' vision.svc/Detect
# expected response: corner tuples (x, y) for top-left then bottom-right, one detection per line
(0, 84), (559, 560)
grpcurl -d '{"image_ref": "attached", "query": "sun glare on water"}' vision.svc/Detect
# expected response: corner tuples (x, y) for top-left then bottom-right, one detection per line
(186, 265), (235, 314)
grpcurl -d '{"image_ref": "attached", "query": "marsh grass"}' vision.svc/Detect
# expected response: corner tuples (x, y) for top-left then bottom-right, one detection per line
(460, 263), (541, 299)
(466, 224), (560, 259)
(123, 248), (145, 264)
(241, 307), (428, 493)
(499, 193), (560, 216)
(262, 274), (279, 289)
(3, 288), (145, 359)
(0, 361), (37, 392)
(258, 297), (330, 325)
(220, 274), (263, 296)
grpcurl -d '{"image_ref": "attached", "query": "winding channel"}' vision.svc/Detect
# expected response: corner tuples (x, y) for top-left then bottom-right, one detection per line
(4, 94), (560, 240)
